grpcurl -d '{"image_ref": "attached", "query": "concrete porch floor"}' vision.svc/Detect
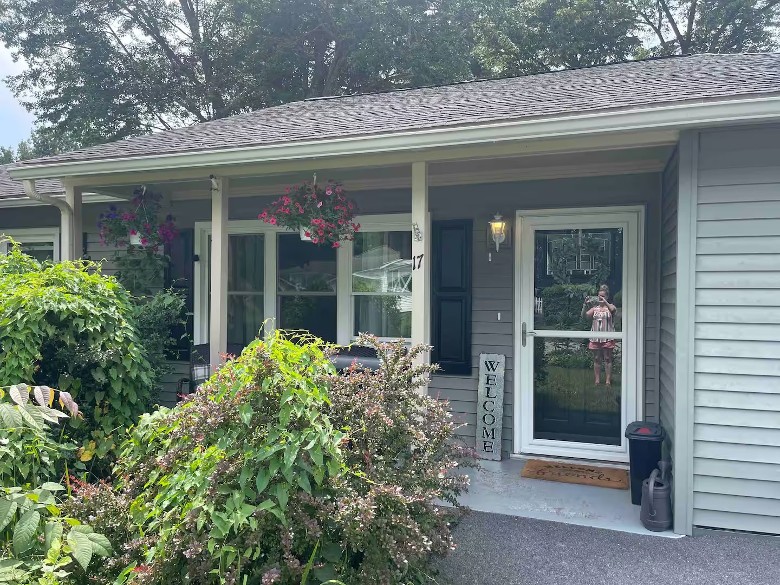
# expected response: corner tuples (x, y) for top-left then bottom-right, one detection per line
(458, 458), (681, 537)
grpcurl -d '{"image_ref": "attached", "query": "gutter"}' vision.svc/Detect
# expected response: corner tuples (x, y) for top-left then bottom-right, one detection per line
(8, 95), (780, 181)
(23, 180), (72, 217)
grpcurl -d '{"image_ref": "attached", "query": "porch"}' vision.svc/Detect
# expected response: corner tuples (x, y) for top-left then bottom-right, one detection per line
(460, 458), (681, 537)
(12, 135), (679, 531)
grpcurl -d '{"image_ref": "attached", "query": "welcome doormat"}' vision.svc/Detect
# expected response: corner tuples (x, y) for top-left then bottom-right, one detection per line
(520, 459), (629, 490)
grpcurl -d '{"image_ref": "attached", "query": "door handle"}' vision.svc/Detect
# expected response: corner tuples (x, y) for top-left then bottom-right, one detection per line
(522, 322), (536, 347)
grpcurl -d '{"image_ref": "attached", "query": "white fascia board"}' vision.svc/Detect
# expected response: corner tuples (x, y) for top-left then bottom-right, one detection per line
(8, 96), (780, 181)
(0, 193), (120, 208)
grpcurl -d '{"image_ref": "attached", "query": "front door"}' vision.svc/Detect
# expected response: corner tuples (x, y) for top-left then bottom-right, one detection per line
(516, 207), (643, 462)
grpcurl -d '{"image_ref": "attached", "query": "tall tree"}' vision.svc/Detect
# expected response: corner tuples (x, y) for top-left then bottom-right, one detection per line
(0, 0), (475, 147)
(471, 0), (643, 76)
(633, 0), (780, 54)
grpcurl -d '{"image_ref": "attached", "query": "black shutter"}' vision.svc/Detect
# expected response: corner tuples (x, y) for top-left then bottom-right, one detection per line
(431, 219), (472, 375)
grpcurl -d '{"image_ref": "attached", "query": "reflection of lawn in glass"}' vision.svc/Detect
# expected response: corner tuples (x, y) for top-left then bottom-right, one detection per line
(535, 366), (621, 416)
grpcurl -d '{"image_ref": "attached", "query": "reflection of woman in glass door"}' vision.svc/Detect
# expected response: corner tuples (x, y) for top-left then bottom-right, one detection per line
(582, 285), (617, 385)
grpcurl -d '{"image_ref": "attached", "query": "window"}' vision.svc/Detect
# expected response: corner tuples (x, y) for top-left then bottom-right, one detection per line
(277, 234), (337, 342)
(352, 230), (412, 339)
(0, 229), (59, 262)
(196, 215), (412, 347)
(227, 235), (265, 346)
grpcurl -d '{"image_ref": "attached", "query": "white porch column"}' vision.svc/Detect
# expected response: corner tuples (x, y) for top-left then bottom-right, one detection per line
(209, 176), (229, 369)
(64, 185), (83, 261)
(411, 162), (431, 385)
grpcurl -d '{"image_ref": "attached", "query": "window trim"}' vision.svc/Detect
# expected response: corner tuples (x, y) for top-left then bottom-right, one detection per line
(195, 214), (412, 346)
(0, 227), (61, 261)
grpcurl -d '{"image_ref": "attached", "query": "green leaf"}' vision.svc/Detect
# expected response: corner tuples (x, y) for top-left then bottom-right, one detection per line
(86, 532), (112, 557)
(44, 521), (64, 552)
(0, 498), (18, 532)
(297, 472), (312, 495)
(255, 468), (271, 495)
(9, 384), (28, 406)
(238, 403), (254, 427)
(274, 483), (289, 511)
(0, 404), (22, 429)
(13, 509), (40, 555)
(68, 529), (93, 570)
(40, 482), (65, 492)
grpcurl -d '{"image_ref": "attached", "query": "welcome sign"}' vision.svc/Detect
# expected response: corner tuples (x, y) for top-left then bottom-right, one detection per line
(476, 353), (505, 460)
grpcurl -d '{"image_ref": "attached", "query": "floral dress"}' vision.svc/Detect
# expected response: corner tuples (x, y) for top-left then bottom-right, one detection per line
(588, 306), (615, 350)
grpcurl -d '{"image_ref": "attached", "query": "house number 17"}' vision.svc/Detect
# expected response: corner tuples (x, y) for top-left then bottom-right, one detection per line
(411, 254), (424, 270)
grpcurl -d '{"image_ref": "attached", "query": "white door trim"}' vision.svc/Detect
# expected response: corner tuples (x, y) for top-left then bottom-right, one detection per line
(513, 205), (645, 462)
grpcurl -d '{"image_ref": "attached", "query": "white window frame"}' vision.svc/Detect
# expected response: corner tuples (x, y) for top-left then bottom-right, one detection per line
(195, 214), (412, 346)
(194, 220), (281, 344)
(344, 214), (413, 343)
(0, 227), (61, 261)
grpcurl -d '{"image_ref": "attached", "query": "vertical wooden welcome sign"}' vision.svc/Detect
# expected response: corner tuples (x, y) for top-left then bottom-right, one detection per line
(476, 353), (505, 460)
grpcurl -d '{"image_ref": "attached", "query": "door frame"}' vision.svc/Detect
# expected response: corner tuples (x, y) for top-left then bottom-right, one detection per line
(513, 206), (645, 462)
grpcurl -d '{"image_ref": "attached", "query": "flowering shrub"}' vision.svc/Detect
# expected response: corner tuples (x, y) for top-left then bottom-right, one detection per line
(85, 332), (470, 584)
(258, 180), (359, 247)
(98, 188), (177, 251)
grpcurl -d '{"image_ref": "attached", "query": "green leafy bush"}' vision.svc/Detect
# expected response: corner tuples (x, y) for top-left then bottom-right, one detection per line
(130, 290), (186, 393)
(82, 332), (470, 584)
(0, 388), (110, 585)
(0, 384), (78, 487)
(0, 242), (156, 474)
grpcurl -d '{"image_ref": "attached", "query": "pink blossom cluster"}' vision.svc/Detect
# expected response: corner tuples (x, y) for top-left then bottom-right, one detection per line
(258, 180), (359, 246)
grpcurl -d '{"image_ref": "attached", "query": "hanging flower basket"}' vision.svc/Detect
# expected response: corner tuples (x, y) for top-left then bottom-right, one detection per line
(98, 187), (178, 252)
(258, 180), (359, 247)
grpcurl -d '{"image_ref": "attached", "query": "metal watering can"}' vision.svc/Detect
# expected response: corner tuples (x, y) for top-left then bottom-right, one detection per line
(640, 461), (673, 532)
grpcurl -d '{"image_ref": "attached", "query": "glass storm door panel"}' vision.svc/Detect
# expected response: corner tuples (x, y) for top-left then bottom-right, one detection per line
(517, 209), (642, 461)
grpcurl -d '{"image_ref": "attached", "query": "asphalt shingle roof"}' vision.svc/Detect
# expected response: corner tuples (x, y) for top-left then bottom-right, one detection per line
(17, 53), (780, 168)
(0, 164), (63, 200)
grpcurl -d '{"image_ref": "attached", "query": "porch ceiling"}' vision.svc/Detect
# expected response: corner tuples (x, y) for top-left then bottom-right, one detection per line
(83, 143), (675, 201)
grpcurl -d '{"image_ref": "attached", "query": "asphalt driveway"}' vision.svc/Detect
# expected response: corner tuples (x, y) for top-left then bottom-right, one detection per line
(432, 511), (780, 585)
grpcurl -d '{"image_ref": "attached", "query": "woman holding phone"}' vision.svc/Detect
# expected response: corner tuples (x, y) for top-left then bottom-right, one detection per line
(582, 284), (617, 385)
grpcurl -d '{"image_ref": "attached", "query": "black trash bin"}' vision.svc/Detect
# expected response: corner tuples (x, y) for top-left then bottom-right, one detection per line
(625, 421), (665, 505)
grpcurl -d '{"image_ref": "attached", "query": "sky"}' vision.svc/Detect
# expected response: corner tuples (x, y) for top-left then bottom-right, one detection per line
(0, 44), (34, 150)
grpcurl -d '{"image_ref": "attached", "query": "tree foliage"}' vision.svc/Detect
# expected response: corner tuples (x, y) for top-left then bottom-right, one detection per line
(633, 0), (780, 55)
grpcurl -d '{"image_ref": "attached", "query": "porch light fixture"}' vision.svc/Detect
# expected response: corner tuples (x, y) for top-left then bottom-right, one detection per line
(489, 213), (507, 252)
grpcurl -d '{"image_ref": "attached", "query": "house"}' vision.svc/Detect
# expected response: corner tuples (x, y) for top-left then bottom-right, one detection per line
(2, 53), (779, 537)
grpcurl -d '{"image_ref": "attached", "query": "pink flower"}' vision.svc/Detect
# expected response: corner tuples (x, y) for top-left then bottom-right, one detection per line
(269, 217), (277, 225)
(325, 187), (333, 196)
(332, 242), (341, 248)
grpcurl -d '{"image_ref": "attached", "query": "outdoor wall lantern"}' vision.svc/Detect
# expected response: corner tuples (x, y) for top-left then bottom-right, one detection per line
(488, 213), (508, 252)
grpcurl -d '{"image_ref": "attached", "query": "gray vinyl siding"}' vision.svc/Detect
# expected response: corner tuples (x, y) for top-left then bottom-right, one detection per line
(659, 149), (678, 458)
(426, 172), (662, 454)
(691, 125), (780, 535)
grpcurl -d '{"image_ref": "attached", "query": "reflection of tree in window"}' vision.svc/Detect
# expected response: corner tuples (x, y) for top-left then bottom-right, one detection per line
(277, 234), (337, 341)
(352, 230), (412, 338)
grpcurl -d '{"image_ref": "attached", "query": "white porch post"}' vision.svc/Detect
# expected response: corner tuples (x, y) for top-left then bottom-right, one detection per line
(209, 176), (229, 369)
(411, 162), (431, 387)
(64, 185), (83, 261)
